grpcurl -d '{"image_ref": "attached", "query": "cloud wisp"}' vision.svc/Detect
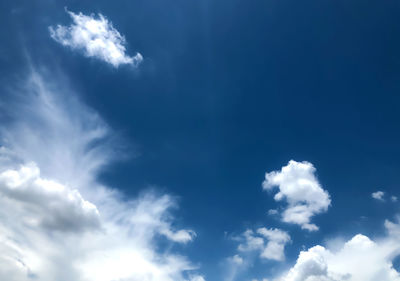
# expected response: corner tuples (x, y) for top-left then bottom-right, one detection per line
(263, 160), (331, 231)
(0, 68), (202, 281)
(49, 10), (143, 67)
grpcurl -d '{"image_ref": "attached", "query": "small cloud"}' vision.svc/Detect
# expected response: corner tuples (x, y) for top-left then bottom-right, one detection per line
(268, 209), (278, 216)
(237, 228), (290, 262)
(391, 196), (398, 202)
(49, 10), (142, 67)
(190, 275), (206, 281)
(372, 191), (385, 201)
(228, 254), (244, 265)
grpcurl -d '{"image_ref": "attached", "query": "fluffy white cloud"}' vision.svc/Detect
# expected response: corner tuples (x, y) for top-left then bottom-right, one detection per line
(0, 68), (201, 281)
(372, 191), (385, 201)
(225, 227), (290, 281)
(258, 228), (291, 261)
(263, 160), (331, 231)
(277, 220), (400, 281)
(238, 228), (291, 261)
(49, 10), (143, 67)
(0, 163), (100, 233)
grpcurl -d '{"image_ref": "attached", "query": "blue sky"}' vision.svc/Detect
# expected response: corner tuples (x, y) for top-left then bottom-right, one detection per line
(1, 0), (400, 280)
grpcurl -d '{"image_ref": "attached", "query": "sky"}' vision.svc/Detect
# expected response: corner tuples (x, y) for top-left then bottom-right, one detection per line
(1, 0), (400, 280)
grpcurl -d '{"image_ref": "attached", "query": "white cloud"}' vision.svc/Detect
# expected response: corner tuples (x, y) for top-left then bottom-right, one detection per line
(237, 229), (264, 252)
(392, 196), (398, 202)
(263, 160), (331, 231)
(0, 163), (100, 233)
(49, 10), (143, 67)
(224, 227), (290, 281)
(372, 191), (385, 201)
(190, 276), (206, 281)
(228, 255), (244, 265)
(277, 220), (400, 281)
(238, 228), (291, 261)
(257, 228), (291, 261)
(0, 68), (201, 281)
(268, 209), (279, 215)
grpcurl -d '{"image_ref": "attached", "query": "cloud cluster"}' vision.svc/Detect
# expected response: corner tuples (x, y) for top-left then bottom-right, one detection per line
(49, 10), (143, 67)
(278, 220), (400, 281)
(371, 191), (398, 203)
(263, 160), (331, 231)
(237, 227), (291, 262)
(0, 68), (202, 281)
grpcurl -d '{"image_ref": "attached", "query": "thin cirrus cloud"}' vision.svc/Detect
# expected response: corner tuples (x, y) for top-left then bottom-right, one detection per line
(276, 219), (400, 281)
(49, 10), (143, 67)
(0, 67), (203, 281)
(263, 160), (331, 231)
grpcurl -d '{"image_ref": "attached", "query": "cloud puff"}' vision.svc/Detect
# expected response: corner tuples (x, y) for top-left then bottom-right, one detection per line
(237, 228), (291, 261)
(0, 68), (201, 281)
(263, 160), (331, 231)
(228, 255), (244, 265)
(49, 10), (143, 67)
(0, 163), (100, 233)
(278, 220), (400, 281)
(372, 191), (385, 201)
(225, 227), (290, 281)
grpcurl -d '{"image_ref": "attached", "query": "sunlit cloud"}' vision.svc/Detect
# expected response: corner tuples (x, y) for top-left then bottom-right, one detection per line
(263, 160), (331, 231)
(49, 10), (143, 67)
(0, 67), (201, 281)
(277, 219), (400, 281)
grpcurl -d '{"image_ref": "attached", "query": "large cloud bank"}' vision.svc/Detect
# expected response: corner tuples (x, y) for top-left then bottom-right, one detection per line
(0, 68), (203, 281)
(278, 220), (400, 281)
(263, 160), (331, 231)
(49, 10), (143, 67)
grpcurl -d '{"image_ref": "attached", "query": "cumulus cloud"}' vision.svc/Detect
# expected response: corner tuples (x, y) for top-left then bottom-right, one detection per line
(0, 163), (100, 233)
(225, 228), (290, 281)
(263, 160), (331, 231)
(237, 228), (291, 261)
(277, 220), (400, 281)
(49, 10), (143, 67)
(372, 191), (385, 201)
(0, 68), (201, 281)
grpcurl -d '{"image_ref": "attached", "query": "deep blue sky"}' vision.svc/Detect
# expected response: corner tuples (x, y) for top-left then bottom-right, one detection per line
(2, 0), (400, 280)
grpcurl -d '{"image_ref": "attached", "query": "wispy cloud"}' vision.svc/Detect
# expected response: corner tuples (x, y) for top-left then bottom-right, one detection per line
(49, 10), (143, 67)
(0, 67), (201, 281)
(263, 160), (331, 231)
